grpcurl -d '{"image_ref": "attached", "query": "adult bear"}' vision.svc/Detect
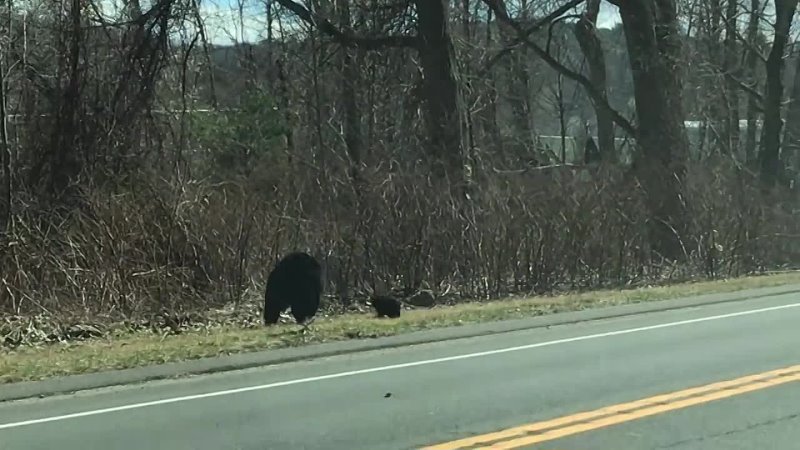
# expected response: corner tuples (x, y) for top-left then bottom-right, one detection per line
(263, 252), (323, 327)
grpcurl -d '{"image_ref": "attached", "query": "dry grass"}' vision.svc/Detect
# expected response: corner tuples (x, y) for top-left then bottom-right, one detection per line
(2, 271), (800, 384)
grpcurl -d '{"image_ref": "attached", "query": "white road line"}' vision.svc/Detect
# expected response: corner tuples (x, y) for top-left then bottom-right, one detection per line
(1, 301), (799, 430)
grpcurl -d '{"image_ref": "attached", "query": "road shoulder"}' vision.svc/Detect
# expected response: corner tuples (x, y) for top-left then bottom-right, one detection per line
(2, 283), (799, 403)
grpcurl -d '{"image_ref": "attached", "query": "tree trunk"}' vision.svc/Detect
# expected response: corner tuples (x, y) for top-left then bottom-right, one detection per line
(743, 0), (761, 165)
(504, 46), (534, 155)
(0, 39), (9, 232)
(721, 0), (740, 156)
(574, 0), (615, 162)
(414, 0), (464, 181)
(48, 0), (84, 199)
(273, 0), (464, 180)
(458, 0), (477, 163)
(703, 0), (726, 155)
(483, 7), (505, 159)
(557, 74), (567, 164)
(496, 0), (535, 157)
(617, 0), (690, 260)
(781, 48), (800, 181)
(335, 0), (363, 186)
(758, 0), (798, 187)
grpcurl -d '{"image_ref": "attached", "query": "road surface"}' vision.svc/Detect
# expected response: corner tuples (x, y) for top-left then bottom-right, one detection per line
(1, 291), (799, 450)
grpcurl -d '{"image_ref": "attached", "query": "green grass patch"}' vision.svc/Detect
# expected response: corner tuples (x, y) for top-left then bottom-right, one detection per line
(2, 271), (800, 384)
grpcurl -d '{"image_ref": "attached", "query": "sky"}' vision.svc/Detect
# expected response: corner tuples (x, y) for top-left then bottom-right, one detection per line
(194, 0), (622, 45)
(22, 0), (791, 46)
(193, 0), (800, 47)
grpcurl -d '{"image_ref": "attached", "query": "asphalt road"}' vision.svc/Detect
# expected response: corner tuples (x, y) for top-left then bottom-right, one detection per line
(1, 292), (799, 450)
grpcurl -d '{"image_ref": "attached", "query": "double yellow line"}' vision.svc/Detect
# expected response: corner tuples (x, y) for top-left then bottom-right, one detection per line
(422, 364), (800, 450)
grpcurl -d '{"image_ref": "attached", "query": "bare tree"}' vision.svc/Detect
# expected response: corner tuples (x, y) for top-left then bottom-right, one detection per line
(483, 0), (636, 137)
(758, 0), (798, 187)
(334, 0), (363, 188)
(742, 0), (764, 164)
(721, 0), (740, 155)
(574, 0), (615, 161)
(608, 0), (692, 260)
(273, 0), (465, 183)
(783, 49), (800, 177)
(0, 1), (10, 231)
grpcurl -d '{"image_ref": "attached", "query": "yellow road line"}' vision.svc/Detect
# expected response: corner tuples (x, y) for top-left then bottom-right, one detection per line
(487, 371), (800, 449)
(422, 364), (800, 450)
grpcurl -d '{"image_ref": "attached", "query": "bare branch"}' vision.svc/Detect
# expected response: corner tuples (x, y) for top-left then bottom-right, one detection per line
(733, 27), (768, 65)
(482, 0), (637, 137)
(725, 72), (764, 111)
(481, 0), (586, 73)
(273, 0), (417, 49)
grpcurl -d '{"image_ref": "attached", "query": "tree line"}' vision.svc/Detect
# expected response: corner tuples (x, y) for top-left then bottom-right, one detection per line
(0, 0), (798, 328)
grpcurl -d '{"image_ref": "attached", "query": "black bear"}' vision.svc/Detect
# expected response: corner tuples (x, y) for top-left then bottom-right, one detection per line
(263, 252), (323, 327)
(370, 295), (402, 319)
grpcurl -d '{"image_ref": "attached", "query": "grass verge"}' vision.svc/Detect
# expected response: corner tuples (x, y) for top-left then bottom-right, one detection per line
(2, 271), (800, 384)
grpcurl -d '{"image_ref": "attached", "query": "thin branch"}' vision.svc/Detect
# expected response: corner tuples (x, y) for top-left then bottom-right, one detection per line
(480, 0), (586, 74)
(273, 0), (417, 49)
(733, 27), (768, 64)
(482, 0), (637, 136)
(547, 14), (581, 53)
(0, 34), (10, 232)
(724, 72), (764, 112)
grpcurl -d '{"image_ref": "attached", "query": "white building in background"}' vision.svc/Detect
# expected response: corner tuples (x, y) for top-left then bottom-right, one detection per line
(537, 119), (782, 166)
